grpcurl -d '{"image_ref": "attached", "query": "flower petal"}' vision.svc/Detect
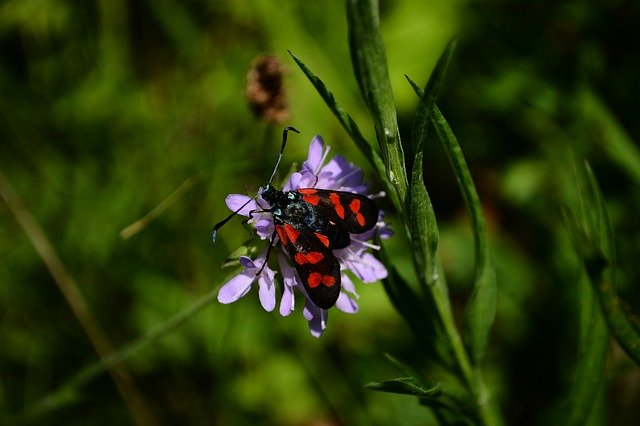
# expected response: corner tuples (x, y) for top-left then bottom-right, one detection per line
(257, 266), (276, 312)
(278, 254), (296, 316)
(349, 253), (388, 282)
(239, 256), (256, 269)
(335, 291), (359, 314)
(340, 274), (358, 298)
(217, 271), (254, 303)
(297, 171), (319, 189)
(303, 135), (326, 173)
(283, 172), (302, 191)
(225, 194), (257, 216)
(304, 301), (328, 338)
(254, 218), (274, 238)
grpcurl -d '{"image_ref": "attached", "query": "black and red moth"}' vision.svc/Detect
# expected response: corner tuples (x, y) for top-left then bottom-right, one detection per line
(213, 127), (379, 310)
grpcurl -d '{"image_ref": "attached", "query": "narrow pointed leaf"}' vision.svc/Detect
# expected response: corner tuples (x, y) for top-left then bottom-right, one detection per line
(565, 272), (609, 425)
(561, 160), (611, 424)
(383, 353), (424, 380)
(431, 105), (497, 364)
(406, 38), (456, 157)
(289, 51), (386, 182)
(347, 0), (408, 203)
(406, 39), (456, 287)
(289, 51), (402, 215)
(365, 377), (441, 398)
(565, 163), (640, 367)
(366, 375), (477, 422)
(408, 68), (497, 364)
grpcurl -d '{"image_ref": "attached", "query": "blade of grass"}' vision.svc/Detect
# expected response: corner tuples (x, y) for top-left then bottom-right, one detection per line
(0, 168), (158, 425)
(26, 285), (221, 419)
(120, 174), (197, 239)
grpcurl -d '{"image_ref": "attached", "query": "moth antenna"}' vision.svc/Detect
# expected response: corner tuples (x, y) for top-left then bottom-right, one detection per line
(214, 126), (298, 243)
(212, 196), (257, 243)
(267, 126), (300, 186)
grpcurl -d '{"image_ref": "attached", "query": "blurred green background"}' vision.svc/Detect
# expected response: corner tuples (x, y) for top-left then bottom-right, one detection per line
(1, 0), (639, 424)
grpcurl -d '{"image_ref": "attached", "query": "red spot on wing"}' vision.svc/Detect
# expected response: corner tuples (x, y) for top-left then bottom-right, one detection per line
(349, 199), (364, 224)
(306, 251), (324, 263)
(329, 192), (345, 218)
(308, 272), (337, 288)
(302, 194), (320, 205)
(322, 275), (336, 286)
(349, 198), (361, 213)
(298, 188), (317, 195)
(308, 272), (322, 288)
(314, 232), (330, 247)
(283, 223), (299, 243)
(275, 225), (287, 245)
(294, 251), (324, 265)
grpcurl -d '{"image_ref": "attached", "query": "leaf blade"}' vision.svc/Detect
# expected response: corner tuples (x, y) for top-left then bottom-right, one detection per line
(347, 0), (408, 203)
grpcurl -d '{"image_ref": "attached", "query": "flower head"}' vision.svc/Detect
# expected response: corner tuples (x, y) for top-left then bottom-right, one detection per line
(217, 135), (392, 337)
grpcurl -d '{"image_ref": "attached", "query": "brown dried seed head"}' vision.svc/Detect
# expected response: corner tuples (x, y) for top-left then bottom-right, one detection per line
(246, 55), (290, 124)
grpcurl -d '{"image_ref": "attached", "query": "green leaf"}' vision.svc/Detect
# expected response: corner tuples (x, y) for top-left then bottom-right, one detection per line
(407, 60), (497, 364)
(289, 50), (403, 215)
(383, 353), (419, 378)
(405, 38), (456, 287)
(347, 0), (408, 204)
(405, 55), (502, 425)
(288, 51), (387, 183)
(406, 70), (449, 334)
(406, 160), (439, 287)
(365, 377), (440, 398)
(431, 105), (497, 365)
(564, 272), (609, 425)
(561, 159), (611, 424)
(366, 373), (477, 424)
(406, 38), (456, 157)
(565, 162), (640, 367)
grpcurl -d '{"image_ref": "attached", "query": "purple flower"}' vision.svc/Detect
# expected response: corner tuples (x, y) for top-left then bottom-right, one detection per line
(217, 135), (392, 337)
(217, 253), (276, 312)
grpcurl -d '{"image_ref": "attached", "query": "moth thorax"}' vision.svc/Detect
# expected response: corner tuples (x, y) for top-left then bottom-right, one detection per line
(285, 202), (306, 217)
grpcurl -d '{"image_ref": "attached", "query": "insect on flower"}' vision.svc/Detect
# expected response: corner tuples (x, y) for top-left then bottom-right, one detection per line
(213, 127), (390, 335)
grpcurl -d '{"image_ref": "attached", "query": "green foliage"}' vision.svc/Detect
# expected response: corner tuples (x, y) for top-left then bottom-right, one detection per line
(2, 0), (640, 425)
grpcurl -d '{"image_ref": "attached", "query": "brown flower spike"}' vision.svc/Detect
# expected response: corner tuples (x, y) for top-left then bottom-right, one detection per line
(246, 55), (290, 124)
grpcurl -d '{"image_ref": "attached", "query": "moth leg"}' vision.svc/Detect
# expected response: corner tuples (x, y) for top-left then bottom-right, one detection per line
(256, 228), (278, 275)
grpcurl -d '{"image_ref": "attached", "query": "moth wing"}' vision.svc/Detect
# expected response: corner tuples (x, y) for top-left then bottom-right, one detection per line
(275, 222), (341, 309)
(298, 188), (379, 234)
